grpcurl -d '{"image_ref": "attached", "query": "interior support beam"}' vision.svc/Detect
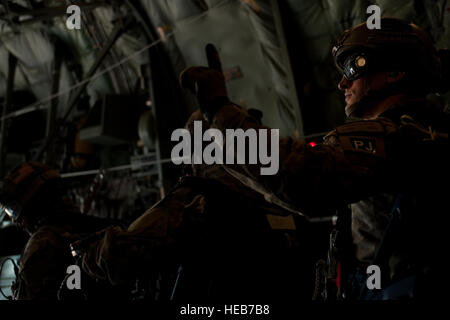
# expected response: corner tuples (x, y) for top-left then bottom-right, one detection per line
(33, 17), (133, 162)
(0, 53), (18, 176)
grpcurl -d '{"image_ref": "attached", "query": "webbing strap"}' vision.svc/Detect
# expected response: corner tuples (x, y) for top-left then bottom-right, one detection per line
(220, 164), (308, 219)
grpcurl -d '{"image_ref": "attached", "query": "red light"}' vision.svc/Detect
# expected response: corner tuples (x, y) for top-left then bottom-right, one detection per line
(308, 141), (317, 147)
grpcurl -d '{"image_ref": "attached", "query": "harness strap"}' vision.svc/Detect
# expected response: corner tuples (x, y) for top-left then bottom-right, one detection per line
(400, 115), (448, 141)
(220, 164), (308, 219)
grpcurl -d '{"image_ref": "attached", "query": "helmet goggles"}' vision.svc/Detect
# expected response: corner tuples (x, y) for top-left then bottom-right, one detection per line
(339, 52), (370, 81)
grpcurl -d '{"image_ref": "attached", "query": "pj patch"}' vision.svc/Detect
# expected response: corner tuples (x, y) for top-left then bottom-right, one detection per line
(350, 137), (377, 153)
(338, 135), (385, 158)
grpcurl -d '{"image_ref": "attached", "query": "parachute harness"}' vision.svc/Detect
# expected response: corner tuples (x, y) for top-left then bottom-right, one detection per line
(400, 115), (449, 141)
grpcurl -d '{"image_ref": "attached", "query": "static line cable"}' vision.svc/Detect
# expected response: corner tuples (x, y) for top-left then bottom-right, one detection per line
(1, 28), (164, 122)
(0, 0), (232, 122)
(60, 156), (190, 178)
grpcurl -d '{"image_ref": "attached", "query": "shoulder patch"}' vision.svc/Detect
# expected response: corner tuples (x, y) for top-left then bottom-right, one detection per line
(349, 137), (377, 153)
(334, 119), (396, 158)
(339, 135), (384, 157)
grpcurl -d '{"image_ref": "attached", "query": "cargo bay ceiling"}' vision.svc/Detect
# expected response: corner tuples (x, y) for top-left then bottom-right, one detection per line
(0, 0), (449, 181)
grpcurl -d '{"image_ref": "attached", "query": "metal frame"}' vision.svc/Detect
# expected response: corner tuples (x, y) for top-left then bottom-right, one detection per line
(33, 17), (134, 162)
(0, 0), (177, 201)
(270, 0), (305, 138)
(124, 0), (170, 197)
(0, 53), (18, 176)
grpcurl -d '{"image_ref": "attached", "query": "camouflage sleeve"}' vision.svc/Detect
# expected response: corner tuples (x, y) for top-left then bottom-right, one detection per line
(81, 186), (203, 285)
(14, 230), (69, 300)
(80, 224), (174, 286)
(210, 103), (398, 214)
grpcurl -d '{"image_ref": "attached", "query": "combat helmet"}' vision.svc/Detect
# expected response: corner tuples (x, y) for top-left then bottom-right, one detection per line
(332, 17), (445, 94)
(0, 162), (62, 225)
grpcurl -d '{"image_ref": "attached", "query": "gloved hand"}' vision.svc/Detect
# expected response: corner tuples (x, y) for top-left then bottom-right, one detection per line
(179, 44), (230, 121)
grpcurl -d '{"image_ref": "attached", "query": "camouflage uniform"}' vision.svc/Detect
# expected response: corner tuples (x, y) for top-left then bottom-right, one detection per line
(209, 99), (449, 297)
(174, 19), (450, 299)
(78, 172), (314, 300)
(78, 97), (449, 299)
(77, 110), (314, 300)
(12, 213), (119, 300)
(12, 224), (75, 300)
